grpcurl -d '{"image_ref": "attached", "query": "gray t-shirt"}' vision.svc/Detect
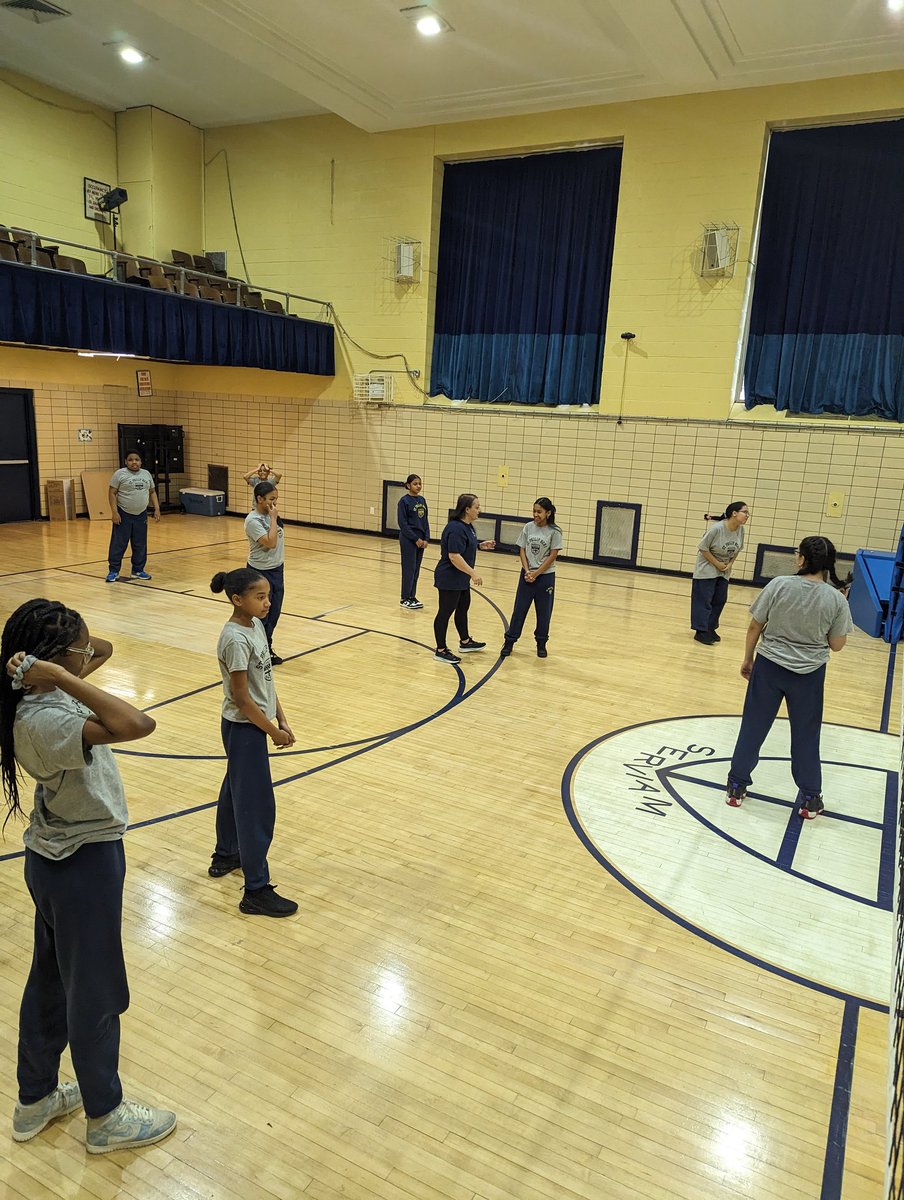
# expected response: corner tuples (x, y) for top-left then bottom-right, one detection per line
(109, 467), (155, 515)
(245, 511), (284, 569)
(13, 689), (128, 860)
(517, 522), (564, 573)
(751, 575), (853, 674)
(218, 618), (277, 723)
(694, 521), (745, 580)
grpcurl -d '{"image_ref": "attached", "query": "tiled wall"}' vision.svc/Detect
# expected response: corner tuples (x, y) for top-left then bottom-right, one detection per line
(19, 377), (904, 578)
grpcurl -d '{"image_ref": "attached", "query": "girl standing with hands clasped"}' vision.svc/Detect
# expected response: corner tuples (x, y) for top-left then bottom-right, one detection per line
(500, 498), (563, 659)
(209, 567), (298, 918)
(725, 536), (852, 818)
(245, 480), (286, 664)
(1, 600), (176, 1153)
(397, 474), (430, 609)
(433, 493), (496, 664)
(691, 501), (750, 645)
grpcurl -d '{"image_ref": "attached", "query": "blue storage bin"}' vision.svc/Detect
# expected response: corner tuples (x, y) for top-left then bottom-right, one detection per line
(180, 488), (225, 516)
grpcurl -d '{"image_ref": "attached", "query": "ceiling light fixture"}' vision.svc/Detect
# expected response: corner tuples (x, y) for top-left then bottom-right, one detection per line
(103, 40), (154, 65)
(889, 0), (904, 13)
(400, 6), (452, 36)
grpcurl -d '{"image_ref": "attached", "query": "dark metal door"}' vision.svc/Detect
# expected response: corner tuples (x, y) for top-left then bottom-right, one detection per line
(0, 389), (39, 523)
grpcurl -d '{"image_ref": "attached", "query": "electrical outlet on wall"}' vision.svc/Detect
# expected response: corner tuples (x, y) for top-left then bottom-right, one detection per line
(825, 491), (845, 518)
(370, 506), (375, 515)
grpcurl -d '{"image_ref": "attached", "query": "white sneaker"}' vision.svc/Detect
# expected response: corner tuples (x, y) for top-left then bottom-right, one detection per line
(86, 1098), (177, 1154)
(12, 1082), (82, 1142)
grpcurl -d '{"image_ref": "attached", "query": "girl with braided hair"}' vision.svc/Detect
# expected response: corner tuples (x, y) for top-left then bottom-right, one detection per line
(1, 599), (177, 1153)
(725, 536), (853, 819)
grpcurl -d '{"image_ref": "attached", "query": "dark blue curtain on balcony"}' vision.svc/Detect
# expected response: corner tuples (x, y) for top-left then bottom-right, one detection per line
(0, 261), (334, 376)
(430, 147), (622, 406)
(744, 120), (904, 421)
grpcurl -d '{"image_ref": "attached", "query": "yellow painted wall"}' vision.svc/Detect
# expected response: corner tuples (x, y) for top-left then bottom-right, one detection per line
(116, 106), (203, 260)
(203, 69), (904, 420)
(0, 68), (117, 270)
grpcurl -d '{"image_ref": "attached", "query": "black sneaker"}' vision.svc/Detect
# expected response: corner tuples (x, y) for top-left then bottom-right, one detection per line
(434, 648), (462, 664)
(799, 794), (825, 820)
(408, 598), (424, 609)
(239, 885), (298, 917)
(208, 854), (241, 878)
(500, 642), (513, 658)
(458, 639), (486, 653)
(536, 645), (548, 658)
(710, 631), (721, 642)
(694, 631), (716, 645)
(725, 782), (746, 807)
(269, 652), (284, 665)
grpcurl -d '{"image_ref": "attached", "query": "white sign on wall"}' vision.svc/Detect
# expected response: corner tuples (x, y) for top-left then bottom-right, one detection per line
(84, 177), (111, 224)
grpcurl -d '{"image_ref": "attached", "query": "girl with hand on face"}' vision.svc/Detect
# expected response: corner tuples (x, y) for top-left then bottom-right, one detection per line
(691, 501), (750, 645)
(1, 599), (176, 1154)
(244, 481), (285, 664)
(208, 567), (297, 918)
(432, 493), (496, 665)
(725, 536), (852, 819)
(397, 474), (430, 609)
(500, 498), (563, 660)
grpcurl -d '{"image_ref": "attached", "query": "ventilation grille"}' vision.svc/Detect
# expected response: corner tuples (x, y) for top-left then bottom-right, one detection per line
(1, 0), (71, 22)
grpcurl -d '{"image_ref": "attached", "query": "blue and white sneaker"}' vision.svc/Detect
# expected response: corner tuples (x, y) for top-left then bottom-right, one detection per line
(131, 571), (152, 581)
(86, 1098), (177, 1154)
(12, 1081), (82, 1142)
(105, 572), (120, 583)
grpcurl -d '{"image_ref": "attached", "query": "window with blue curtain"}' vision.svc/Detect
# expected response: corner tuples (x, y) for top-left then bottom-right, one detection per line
(430, 147), (622, 407)
(744, 120), (904, 422)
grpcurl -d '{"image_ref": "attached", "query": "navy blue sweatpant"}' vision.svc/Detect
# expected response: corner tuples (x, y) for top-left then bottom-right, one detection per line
(252, 563), (284, 649)
(108, 508), (148, 574)
(399, 538), (424, 601)
(729, 655), (826, 797)
(214, 718), (276, 891)
(505, 573), (556, 646)
(18, 841), (128, 1118)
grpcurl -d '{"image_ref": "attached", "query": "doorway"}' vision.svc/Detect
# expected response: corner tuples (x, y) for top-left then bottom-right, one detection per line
(0, 389), (39, 523)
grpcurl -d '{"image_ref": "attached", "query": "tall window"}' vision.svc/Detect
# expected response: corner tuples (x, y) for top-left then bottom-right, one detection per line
(744, 120), (904, 422)
(431, 147), (622, 408)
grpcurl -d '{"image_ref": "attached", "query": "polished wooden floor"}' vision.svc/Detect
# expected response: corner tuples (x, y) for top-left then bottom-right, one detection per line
(0, 515), (899, 1200)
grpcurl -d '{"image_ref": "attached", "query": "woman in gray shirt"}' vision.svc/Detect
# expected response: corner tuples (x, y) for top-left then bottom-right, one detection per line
(691, 501), (749, 645)
(726, 536), (853, 819)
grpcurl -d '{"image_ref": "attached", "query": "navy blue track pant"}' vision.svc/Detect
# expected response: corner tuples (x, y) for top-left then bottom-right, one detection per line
(214, 718), (276, 891)
(108, 508), (148, 574)
(729, 655), (826, 797)
(251, 563), (284, 649)
(505, 574), (556, 645)
(18, 840), (128, 1118)
(691, 576), (728, 632)
(399, 538), (424, 600)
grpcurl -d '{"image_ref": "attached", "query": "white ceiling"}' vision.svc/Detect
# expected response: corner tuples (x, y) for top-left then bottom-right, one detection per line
(1, 0), (903, 132)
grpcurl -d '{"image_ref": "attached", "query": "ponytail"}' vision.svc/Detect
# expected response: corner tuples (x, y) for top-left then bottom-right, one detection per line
(707, 500), (747, 522)
(796, 536), (850, 590)
(211, 567), (264, 598)
(534, 497), (558, 528)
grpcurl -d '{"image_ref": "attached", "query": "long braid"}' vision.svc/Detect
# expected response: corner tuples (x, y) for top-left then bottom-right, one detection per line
(1, 599), (82, 823)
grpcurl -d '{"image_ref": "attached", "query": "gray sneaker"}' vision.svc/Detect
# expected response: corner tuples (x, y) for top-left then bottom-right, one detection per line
(12, 1081), (82, 1142)
(86, 1098), (177, 1154)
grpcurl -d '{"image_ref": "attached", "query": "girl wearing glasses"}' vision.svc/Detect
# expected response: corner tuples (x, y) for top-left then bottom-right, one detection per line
(0, 600), (177, 1153)
(691, 501), (750, 645)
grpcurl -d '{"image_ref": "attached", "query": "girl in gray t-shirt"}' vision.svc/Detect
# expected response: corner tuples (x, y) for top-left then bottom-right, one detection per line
(725, 536), (853, 819)
(690, 500), (749, 645)
(0, 598), (176, 1151)
(501, 498), (564, 659)
(244, 480), (286, 664)
(208, 566), (297, 918)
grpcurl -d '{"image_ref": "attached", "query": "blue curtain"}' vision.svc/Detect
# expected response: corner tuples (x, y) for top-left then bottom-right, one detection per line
(430, 148), (622, 406)
(0, 261), (334, 376)
(744, 120), (904, 420)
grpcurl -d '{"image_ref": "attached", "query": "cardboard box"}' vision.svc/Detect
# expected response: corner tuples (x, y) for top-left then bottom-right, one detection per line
(46, 478), (75, 521)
